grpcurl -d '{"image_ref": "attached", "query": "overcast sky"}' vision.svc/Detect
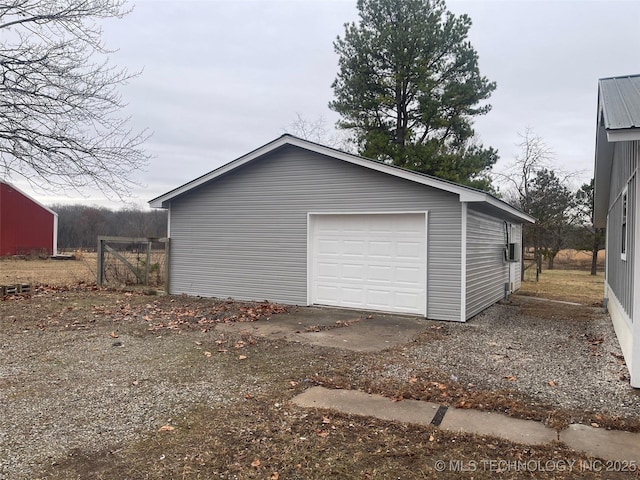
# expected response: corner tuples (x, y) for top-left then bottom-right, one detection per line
(12, 0), (640, 209)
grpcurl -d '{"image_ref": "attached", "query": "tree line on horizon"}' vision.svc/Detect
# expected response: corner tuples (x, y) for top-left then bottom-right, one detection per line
(51, 205), (167, 251)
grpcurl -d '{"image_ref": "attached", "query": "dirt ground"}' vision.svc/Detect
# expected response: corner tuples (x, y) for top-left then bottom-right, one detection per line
(0, 256), (638, 479)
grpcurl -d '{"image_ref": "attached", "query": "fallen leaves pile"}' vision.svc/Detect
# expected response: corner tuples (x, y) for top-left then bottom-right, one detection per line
(91, 297), (287, 333)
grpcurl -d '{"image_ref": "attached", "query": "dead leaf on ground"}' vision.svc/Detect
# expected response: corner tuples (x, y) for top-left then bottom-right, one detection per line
(271, 473), (279, 480)
(203, 351), (212, 357)
(548, 380), (557, 387)
(251, 458), (261, 467)
(109, 331), (118, 338)
(505, 375), (517, 382)
(317, 430), (329, 438)
(238, 355), (247, 360)
(158, 425), (174, 432)
(322, 416), (331, 424)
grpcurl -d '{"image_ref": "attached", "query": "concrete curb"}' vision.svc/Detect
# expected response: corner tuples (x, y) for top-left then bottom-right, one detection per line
(293, 386), (441, 426)
(291, 386), (640, 462)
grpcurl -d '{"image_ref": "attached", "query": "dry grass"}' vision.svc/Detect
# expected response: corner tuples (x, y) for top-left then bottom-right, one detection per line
(519, 269), (604, 306)
(0, 250), (166, 288)
(552, 249), (606, 271)
(0, 254), (95, 286)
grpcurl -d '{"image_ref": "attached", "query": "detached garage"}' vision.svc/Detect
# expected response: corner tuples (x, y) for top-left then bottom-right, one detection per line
(150, 135), (533, 322)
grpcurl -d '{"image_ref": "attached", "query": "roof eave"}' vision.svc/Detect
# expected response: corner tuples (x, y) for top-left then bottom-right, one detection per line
(475, 195), (536, 224)
(606, 128), (640, 142)
(148, 135), (531, 222)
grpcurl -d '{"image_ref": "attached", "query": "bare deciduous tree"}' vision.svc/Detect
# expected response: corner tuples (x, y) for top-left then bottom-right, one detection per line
(0, 0), (150, 198)
(284, 113), (354, 153)
(495, 127), (554, 212)
(495, 128), (578, 277)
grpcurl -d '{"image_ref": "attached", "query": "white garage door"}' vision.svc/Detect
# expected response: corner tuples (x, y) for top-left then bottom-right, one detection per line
(309, 213), (427, 316)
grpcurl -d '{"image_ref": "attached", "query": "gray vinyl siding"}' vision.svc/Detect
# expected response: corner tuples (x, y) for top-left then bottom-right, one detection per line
(466, 207), (510, 319)
(168, 145), (462, 321)
(607, 140), (638, 319)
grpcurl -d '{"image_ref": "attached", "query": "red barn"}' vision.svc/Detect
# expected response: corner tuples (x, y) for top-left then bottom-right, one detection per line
(0, 181), (58, 257)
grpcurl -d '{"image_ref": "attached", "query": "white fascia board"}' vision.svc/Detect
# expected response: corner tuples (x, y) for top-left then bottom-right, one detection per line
(606, 129), (640, 142)
(52, 213), (58, 255)
(460, 202), (467, 322)
(481, 195), (535, 223)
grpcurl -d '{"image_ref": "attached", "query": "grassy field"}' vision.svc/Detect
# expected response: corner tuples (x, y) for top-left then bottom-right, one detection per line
(519, 269), (604, 306)
(0, 250), (165, 287)
(0, 255), (96, 285)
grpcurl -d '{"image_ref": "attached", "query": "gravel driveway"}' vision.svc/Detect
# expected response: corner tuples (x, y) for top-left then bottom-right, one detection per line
(1, 289), (639, 479)
(407, 296), (640, 419)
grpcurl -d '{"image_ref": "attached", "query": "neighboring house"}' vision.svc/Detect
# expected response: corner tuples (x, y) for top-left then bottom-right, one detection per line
(0, 180), (58, 257)
(594, 74), (640, 387)
(150, 135), (533, 322)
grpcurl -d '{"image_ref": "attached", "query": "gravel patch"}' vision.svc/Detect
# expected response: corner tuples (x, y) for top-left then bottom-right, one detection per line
(0, 314), (248, 479)
(2, 289), (640, 478)
(407, 296), (640, 418)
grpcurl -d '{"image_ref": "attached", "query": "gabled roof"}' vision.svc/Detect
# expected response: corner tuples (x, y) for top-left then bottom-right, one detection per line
(0, 180), (58, 217)
(149, 134), (534, 223)
(599, 75), (640, 137)
(594, 75), (640, 227)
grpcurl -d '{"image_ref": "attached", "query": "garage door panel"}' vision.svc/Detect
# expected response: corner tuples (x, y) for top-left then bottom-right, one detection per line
(396, 241), (423, 259)
(366, 289), (392, 307)
(395, 291), (422, 310)
(369, 241), (393, 257)
(310, 213), (427, 316)
(342, 263), (365, 281)
(368, 264), (393, 283)
(341, 287), (364, 304)
(395, 266), (421, 285)
(315, 284), (339, 302)
(318, 239), (340, 255)
(343, 240), (366, 255)
(316, 262), (340, 280)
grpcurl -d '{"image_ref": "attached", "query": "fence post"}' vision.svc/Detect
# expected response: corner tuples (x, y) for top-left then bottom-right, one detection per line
(145, 240), (151, 286)
(97, 237), (105, 286)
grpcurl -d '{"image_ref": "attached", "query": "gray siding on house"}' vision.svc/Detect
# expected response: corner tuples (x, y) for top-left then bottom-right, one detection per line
(168, 145), (462, 321)
(607, 140), (638, 318)
(466, 207), (510, 319)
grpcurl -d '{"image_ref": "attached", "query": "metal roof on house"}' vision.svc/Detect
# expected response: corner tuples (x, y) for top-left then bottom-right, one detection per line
(599, 75), (640, 133)
(594, 74), (640, 227)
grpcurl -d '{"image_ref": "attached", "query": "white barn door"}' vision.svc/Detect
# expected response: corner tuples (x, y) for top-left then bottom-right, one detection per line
(308, 213), (427, 316)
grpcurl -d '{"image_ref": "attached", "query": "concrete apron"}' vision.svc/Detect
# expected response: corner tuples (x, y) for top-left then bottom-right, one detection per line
(217, 306), (428, 352)
(292, 386), (640, 463)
